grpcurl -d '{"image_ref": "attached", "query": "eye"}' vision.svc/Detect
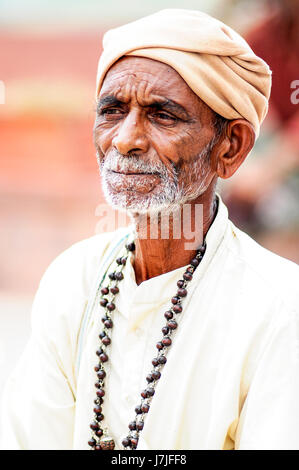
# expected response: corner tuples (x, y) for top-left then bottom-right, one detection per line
(103, 108), (121, 114)
(152, 112), (178, 125)
(98, 108), (123, 119)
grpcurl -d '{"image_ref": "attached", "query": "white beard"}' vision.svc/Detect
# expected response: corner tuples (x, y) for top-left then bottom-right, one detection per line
(98, 137), (215, 216)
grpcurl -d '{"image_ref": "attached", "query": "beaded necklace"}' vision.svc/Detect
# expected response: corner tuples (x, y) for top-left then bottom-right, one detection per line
(88, 239), (206, 450)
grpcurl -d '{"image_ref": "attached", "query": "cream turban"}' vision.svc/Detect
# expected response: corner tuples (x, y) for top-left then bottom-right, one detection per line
(96, 9), (272, 137)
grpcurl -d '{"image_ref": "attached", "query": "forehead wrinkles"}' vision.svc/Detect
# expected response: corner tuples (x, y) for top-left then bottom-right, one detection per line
(101, 68), (173, 105)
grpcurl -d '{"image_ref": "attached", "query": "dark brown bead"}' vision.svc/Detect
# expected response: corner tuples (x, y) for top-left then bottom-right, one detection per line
(110, 286), (119, 295)
(177, 288), (187, 297)
(106, 302), (115, 311)
(121, 257), (127, 265)
(95, 380), (103, 389)
(101, 336), (111, 346)
(146, 387), (155, 397)
(198, 244), (206, 254)
(96, 413), (104, 421)
(162, 337), (172, 347)
(128, 420), (136, 430)
(167, 320), (178, 330)
(96, 429), (103, 437)
(162, 326), (169, 335)
(100, 298), (108, 307)
(90, 421), (99, 431)
(126, 242), (135, 251)
(158, 355), (167, 364)
(164, 310), (173, 320)
(94, 365), (100, 372)
(136, 421), (144, 431)
(100, 287), (109, 295)
(95, 445), (101, 451)
(101, 315), (108, 323)
(191, 258), (199, 267)
(183, 272), (193, 281)
(104, 319), (113, 328)
(99, 331), (106, 339)
(186, 266), (194, 273)
(99, 353), (109, 363)
(152, 357), (159, 366)
(116, 257), (123, 265)
(88, 438), (97, 447)
(96, 348), (103, 357)
(141, 403), (150, 413)
(152, 370), (161, 380)
(141, 389), (148, 399)
(135, 405), (142, 414)
(100, 437), (115, 450)
(115, 271), (123, 281)
(177, 279), (185, 288)
(171, 296), (180, 304)
(96, 388), (105, 397)
(122, 437), (131, 448)
(146, 373), (154, 383)
(156, 341), (164, 350)
(173, 304), (182, 313)
(93, 405), (102, 414)
(108, 272), (116, 280)
(131, 437), (138, 448)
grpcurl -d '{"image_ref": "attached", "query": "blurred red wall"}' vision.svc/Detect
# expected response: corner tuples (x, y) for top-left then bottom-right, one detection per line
(0, 32), (107, 295)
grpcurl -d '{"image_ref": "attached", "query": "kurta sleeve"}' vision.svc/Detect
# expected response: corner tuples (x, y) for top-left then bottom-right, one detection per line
(236, 305), (299, 450)
(0, 242), (91, 450)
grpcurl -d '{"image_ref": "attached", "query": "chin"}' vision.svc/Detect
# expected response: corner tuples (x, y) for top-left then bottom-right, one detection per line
(104, 188), (188, 218)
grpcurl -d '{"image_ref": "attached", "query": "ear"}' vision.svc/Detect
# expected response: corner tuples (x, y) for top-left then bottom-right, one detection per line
(211, 120), (255, 179)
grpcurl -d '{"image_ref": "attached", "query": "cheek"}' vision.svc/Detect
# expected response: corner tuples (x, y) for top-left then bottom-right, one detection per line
(149, 125), (206, 167)
(93, 120), (118, 154)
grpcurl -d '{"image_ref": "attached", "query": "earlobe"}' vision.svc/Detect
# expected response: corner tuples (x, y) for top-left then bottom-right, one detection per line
(215, 119), (255, 179)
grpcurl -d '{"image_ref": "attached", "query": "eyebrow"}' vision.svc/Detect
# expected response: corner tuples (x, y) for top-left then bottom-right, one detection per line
(151, 99), (191, 121)
(97, 95), (191, 121)
(97, 95), (121, 109)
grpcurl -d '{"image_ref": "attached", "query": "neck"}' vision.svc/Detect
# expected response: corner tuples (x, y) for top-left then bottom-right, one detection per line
(130, 185), (217, 285)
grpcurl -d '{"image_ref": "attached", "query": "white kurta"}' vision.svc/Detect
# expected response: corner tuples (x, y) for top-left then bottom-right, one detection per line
(1, 196), (299, 450)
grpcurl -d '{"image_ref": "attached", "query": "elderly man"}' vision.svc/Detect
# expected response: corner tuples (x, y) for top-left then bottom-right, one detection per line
(1, 9), (299, 451)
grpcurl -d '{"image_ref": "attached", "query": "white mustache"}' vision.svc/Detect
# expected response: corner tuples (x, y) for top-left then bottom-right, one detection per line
(100, 150), (173, 177)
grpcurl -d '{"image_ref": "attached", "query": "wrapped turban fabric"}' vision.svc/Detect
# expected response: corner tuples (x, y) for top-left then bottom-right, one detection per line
(96, 9), (272, 138)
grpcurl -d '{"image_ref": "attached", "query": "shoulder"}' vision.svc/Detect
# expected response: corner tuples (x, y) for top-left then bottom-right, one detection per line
(39, 227), (131, 292)
(224, 221), (299, 312)
(221, 221), (299, 386)
(31, 227), (131, 336)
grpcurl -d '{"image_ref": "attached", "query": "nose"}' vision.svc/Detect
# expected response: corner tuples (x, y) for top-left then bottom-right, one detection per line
(112, 111), (149, 155)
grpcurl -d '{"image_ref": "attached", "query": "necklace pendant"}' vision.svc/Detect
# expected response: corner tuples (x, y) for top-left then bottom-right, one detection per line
(99, 434), (115, 450)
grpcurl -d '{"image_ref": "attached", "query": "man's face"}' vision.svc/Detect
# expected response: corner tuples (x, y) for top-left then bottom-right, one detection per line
(94, 56), (217, 214)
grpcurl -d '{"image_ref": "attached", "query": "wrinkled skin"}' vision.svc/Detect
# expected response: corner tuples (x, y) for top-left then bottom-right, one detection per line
(94, 56), (254, 284)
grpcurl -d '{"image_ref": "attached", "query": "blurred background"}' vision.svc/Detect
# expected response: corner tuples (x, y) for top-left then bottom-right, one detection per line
(0, 0), (298, 408)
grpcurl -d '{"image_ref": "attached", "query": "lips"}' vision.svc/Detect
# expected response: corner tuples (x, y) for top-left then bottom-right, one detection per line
(106, 169), (161, 193)
(111, 170), (159, 176)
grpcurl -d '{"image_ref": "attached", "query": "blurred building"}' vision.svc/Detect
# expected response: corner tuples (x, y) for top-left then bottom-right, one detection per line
(220, 0), (299, 263)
